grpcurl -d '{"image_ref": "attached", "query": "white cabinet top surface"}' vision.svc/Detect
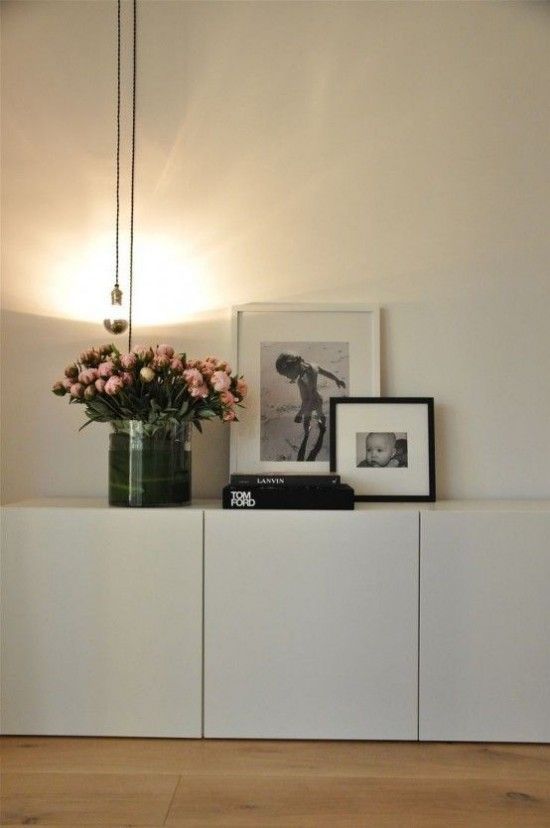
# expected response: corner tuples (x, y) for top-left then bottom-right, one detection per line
(421, 499), (550, 512)
(2, 498), (549, 512)
(1, 498), (218, 510)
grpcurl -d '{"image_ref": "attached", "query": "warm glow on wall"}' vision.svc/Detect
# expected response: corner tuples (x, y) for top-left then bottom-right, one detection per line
(130, 235), (210, 325)
(42, 233), (211, 327)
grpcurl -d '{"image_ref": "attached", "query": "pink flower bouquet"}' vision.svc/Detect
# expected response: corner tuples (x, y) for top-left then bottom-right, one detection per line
(52, 344), (247, 436)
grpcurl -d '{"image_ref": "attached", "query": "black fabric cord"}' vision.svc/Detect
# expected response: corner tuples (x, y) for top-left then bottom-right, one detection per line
(128, 0), (136, 351)
(115, 0), (121, 291)
(114, 0), (136, 348)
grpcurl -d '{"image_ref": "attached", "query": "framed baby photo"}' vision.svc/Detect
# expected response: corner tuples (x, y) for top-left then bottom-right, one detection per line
(230, 303), (380, 474)
(330, 397), (435, 501)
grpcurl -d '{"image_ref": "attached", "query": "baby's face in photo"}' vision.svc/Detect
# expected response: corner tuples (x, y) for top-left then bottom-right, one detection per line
(365, 433), (396, 467)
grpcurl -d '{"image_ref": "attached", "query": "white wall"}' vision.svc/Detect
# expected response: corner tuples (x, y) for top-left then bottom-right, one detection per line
(2, 0), (549, 502)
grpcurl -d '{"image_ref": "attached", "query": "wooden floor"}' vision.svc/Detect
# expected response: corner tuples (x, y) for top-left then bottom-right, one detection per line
(1, 738), (549, 827)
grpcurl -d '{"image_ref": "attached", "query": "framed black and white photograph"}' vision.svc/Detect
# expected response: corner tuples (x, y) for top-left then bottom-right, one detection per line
(230, 304), (380, 473)
(330, 397), (435, 501)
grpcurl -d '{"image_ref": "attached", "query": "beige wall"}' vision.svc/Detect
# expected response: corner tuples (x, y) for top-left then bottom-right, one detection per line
(2, 0), (549, 502)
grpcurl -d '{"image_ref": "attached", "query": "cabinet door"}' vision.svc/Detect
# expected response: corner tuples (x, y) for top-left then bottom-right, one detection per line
(204, 510), (419, 739)
(1, 506), (203, 737)
(420, 510), (550, 742)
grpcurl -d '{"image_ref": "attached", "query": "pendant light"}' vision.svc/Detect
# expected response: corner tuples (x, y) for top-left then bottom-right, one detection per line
(104, 0), (136, 351)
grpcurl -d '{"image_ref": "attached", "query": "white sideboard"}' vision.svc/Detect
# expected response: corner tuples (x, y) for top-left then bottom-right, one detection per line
(1, 499), (549, 741)
(0, 502), (203, 737)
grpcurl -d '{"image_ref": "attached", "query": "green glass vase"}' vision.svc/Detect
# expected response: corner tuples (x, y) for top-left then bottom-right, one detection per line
(108, 421), (192, 507)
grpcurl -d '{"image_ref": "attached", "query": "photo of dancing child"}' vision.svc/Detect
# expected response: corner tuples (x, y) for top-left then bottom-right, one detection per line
(260, 341), (349, 462)
(356, 432), (408, 468)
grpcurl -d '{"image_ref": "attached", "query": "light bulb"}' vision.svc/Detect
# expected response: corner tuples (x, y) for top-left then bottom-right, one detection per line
(103, 286), (128, 335)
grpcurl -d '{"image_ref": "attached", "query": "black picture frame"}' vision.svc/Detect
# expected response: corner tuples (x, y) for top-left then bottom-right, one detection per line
(329, 397), (436, 502)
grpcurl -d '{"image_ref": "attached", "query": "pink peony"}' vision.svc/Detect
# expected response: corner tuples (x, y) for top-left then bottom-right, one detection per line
(152, 354), (170, 370)
(52, 381), (66, 396)
(95, 378), (106, 393)
(170, 358), (184, 374)
(156, 344), (175, 358)
(121, 372), (133, 386)
(221, 390), (236, 406)
(64, 363), (79, 379)
(84, 384), (96, 401)
(216, 360), (231, 373)
(70, 383), (84, 398)
(190, 383), (209, 398)
(132, 345), (154, 362)
(183, 368), (203, 387)
(62, 378), (73, 391)
(236, 378), (248, 398)
(120, 352), (137, 370)
(140, 366), (155, 383)
(79, 348), (100, 367)
(223, 409), (237, 422)
(98, 361), (115, 378)
(105, 376), (124, 396)
(211, 370), (231, 392)
(78, 368), (99, 385)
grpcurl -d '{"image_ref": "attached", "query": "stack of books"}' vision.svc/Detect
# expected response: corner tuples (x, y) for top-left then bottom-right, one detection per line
(222, 473), (354, 510)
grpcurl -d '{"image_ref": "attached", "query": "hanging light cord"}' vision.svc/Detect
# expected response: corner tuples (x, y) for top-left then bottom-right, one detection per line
(114, 0), (121, 292)
(128, 0), (136, 351)
(114, 0), (137, 348)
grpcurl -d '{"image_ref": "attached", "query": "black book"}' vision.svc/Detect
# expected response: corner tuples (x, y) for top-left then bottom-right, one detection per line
(229, 473), (340, 487)
(223, 484), (354, 510)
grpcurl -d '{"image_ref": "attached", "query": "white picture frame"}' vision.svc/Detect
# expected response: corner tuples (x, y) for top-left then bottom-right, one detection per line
(230, 303), (380, 474)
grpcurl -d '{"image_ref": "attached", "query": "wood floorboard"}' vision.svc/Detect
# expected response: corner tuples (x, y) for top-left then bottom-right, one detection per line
(1, 737), (549, 827)
(0, 770), (179, 826)
(1, 737), (549, 779)
(166, 774), (550, 828)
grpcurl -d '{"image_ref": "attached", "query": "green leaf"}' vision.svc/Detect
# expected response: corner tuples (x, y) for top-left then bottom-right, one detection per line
(79, 420), (95, 432)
